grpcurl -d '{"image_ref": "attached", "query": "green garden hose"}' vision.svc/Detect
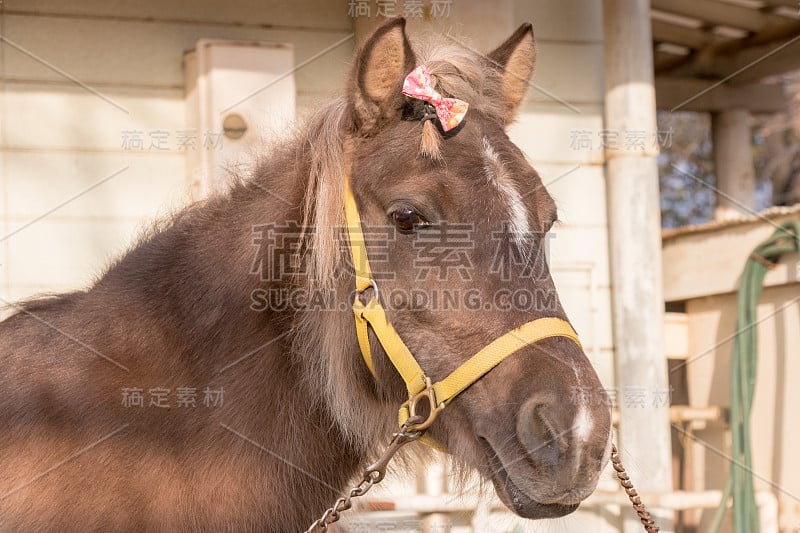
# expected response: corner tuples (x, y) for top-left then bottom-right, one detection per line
(708, 220), (800, 533)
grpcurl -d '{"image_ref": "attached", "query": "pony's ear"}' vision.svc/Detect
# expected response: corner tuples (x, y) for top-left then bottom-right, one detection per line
(350, 17), (416, 135)
(487, 23), (537, 125)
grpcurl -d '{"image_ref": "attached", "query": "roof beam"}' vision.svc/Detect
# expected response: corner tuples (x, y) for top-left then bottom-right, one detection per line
(655, 77), (789, 113)
(761, 0), (800, 8)
(650, 0), (783, 33)
(654, 50), (690, 72)
(722, 35), (800, 84)
(656, 17), (800, 83)
(652, 19), (725, 49)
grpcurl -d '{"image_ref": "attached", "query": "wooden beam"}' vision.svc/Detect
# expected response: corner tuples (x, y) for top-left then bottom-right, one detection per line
(650, 0), (784, 33)
(656, 77), (788, 113)
(611, 406), (728, 426)
(654, 49), (690, 72)
(662, 215), (800, 302)
(652, 20), (722, 50)
(659, 28), (800, 84)
(722, 35), (800, 84)
(761, 0), (800, 8)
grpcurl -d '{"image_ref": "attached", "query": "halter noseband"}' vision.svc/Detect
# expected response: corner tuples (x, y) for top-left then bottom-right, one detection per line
(344, 174), (583, 436)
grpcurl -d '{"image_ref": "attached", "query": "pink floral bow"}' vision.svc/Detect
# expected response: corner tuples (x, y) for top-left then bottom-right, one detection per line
(402, 65), (469, 132)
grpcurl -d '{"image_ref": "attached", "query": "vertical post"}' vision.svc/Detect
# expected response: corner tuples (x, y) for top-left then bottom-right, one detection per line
(416, 461), (451, 532)
(602, 0), (674, 531)
(712, 108), (756, 220)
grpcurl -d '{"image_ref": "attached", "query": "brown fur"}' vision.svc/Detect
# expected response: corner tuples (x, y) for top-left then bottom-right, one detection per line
(0, 18), (611, 531)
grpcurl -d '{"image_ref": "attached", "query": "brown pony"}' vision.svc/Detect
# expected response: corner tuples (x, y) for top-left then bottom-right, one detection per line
(0, 18), (611, 531)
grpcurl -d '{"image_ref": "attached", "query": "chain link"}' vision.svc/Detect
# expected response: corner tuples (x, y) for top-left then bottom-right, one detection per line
(304, 417), (426, 533)
(304, 473), (378, 532)
(306, 415), (658, 533)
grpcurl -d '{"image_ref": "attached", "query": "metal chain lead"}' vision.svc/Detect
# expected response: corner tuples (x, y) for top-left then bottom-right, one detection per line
(304, 417), (426, 533)
(610, 444), (659, 533)
(303, 472), (379, 532)
(307, 405), (658, 533)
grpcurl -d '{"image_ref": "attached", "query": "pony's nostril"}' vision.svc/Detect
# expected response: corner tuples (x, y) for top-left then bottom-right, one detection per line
(517, 402), (563, 466)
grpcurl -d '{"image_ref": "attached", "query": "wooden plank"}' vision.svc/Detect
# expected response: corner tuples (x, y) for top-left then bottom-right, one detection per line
(650, 0), (779, 33)
(654, 49), (690, 72)
(549, 226), (611, 281)
(513, 0), (603, 42)
(652, 20), (721, 50)
(507, 102), (605, 165)
(662, 217), (800, 302)
(659, 19), (800, 82)
(2, 83), (184, 149)
(721, 35), (800, 84)
(611, 406), (726, 425)
(2, 151), (187, 219)
(664, 312), (689, 359)
(557, 284), (614, 349)
(527, 42), (605, 104)
(4, 217), (146, 290)
(535, 164), (608, 226)
(761, 0), (800, 9)
(655, 77), (789, 113)
(3, 0), (353, 31)
(2, 15), (354, 93)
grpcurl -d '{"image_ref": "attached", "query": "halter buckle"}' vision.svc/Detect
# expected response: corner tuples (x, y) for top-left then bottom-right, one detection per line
(400, 377), (445, 433)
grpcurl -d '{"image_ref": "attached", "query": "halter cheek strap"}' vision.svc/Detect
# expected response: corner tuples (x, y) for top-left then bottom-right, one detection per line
(344, 175), (582, 435)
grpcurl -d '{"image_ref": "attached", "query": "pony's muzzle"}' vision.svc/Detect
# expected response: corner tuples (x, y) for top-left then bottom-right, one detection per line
(515, 392), (609, 505)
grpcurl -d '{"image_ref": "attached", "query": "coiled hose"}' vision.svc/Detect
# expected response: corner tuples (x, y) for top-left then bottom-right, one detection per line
(709, 220), (800, 533)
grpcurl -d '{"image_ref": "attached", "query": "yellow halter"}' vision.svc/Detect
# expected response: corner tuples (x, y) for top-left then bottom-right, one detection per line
(344, 175), (582, 435)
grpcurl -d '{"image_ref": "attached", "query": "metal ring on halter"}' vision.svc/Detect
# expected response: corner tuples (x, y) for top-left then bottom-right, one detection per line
(400, 377), (445, 432)
(357, 277), (380, 303)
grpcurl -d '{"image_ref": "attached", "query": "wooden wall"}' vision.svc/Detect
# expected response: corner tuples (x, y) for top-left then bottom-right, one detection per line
(0, 0), (354, 299)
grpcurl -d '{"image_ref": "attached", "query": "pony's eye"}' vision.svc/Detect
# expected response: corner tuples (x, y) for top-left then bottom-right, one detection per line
(390, 207), (427, 233)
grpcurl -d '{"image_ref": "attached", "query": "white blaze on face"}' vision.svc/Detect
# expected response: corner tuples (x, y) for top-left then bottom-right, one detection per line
(573, 404), (594, 442)
(481, 137), (531, 247)
(571, 403), (596, 468)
